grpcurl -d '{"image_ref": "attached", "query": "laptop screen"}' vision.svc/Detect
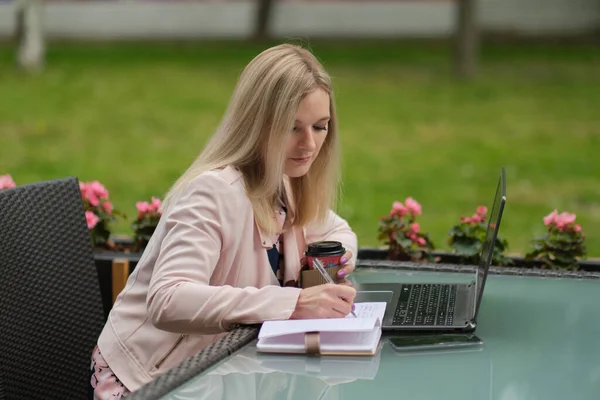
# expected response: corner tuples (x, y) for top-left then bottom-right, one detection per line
(473, 168), (506, 320)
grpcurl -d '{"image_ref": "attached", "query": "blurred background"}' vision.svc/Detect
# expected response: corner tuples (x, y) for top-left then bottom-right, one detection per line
(0, 0), (598, 256)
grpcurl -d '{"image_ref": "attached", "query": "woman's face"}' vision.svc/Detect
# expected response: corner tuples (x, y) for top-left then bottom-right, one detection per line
(284, 88), (330, 178)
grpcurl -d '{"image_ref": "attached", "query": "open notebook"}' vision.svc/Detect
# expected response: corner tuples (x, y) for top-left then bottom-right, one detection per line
(257, 302), (387, 356)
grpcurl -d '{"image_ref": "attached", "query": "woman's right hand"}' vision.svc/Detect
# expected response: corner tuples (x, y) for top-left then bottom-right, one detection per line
(289, 284), (357, 319)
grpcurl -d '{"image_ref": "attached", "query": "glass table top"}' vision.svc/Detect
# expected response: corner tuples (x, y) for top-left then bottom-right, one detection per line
(160, 268), (600, 400)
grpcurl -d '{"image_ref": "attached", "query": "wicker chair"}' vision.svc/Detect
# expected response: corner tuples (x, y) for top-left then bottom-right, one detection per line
(0, 369), (6, 400)
(0, 177), (105, 399)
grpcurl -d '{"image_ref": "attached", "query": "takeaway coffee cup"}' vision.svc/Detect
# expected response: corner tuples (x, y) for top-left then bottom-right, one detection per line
(299, 241), (346, 288)
(305, 241), (346, 270)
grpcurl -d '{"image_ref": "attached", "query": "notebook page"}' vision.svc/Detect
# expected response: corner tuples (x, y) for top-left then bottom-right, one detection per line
(346, 302), (387, 321)
(258, 328), (382, 353)
(319, 328), (382, 352)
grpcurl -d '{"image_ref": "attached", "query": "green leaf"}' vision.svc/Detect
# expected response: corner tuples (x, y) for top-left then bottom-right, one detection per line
(551, 231), (575, 243)
(524, 249), (541, 260)
(553, 252), (577, 267)
(451, 240), (481, 256)
(398, 236), (413, 248)
(448, 225), (462, 235)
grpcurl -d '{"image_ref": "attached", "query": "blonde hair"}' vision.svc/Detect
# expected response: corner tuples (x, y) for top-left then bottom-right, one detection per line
(162, 43), (340, 235)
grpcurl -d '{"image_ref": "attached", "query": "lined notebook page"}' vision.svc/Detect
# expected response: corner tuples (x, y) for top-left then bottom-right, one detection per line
(347, 302), (387, 319)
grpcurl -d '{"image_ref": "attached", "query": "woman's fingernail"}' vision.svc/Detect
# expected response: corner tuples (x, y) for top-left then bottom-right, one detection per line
(340, 257), (348, 264)
(352, 304), (356, 311)
(337, 270), (346, 278)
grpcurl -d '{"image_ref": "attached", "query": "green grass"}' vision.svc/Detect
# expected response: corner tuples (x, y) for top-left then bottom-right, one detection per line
(1, 40), (599, 256)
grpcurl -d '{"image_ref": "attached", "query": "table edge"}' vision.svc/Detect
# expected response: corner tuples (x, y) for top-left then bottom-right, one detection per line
(127, 325), (260, 400)
(356, 259), (600, 279)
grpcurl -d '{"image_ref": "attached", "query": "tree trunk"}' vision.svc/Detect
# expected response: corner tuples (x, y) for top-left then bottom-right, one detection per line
(16, 0), (45, 72)
(454, 0), (479, 79)
(254, 0), (274, 41)
(14, 1), (25, 45)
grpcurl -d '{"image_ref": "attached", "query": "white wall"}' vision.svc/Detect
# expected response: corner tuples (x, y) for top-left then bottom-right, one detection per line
(480, 0), (600, 35)
(271, 2), (455, 38)
(0, 2), (15, 37)
(0, 0), (598, 39)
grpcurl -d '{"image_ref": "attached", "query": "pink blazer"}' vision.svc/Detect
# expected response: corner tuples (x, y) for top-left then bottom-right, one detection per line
(97, 166), (358, 391)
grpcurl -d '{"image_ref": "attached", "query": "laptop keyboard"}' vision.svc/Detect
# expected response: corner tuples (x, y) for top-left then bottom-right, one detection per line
(392, 284), (457, 326)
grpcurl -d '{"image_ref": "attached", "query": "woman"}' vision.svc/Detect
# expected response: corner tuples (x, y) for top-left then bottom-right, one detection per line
(89, 43), (358, 399)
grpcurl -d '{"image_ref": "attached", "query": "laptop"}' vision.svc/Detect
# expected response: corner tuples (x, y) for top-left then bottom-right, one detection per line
(355, 168), (506, 332)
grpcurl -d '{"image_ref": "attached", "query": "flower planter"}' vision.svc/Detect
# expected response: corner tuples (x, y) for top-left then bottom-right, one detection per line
(356, 248), (600, 272)
(93, 237), (143, 319)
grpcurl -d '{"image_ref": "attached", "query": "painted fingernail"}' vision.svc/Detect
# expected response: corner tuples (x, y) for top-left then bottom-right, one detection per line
(340, 257), (348, 264)
(337, 270), (346, 278)
(352, 304), (356, 311)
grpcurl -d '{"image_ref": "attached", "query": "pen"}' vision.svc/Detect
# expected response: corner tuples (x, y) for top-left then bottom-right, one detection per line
(313, 258), (358, 318)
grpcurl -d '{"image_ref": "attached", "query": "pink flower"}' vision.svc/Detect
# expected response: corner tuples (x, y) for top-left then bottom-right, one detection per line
(79, 180), (109, 208)
(461, 217), (472, 224)
(556, 212), (576, 230)
(416, 237), (426, 247)
(88, 181), (109, 200)
(85, 211), (99, 230)
(102, 202), (113, 215)
(410, 223), (420, 233)
(575, 224), (582, 232)
(80, 184), (98, 206)
(477, 206), (487, 216)
(0, 174), (16, 189)
(136, 201), (151, 219)
(543, 209), (559, 226)
(150, 197), (162, 212)
(406, 231), (418, 241)
(87, 192), (100, 207)
(405, 197), (422, 216)
(471, 213), (483, 223)
(543, 209), (578, 232)
(390, 201), (408, 217)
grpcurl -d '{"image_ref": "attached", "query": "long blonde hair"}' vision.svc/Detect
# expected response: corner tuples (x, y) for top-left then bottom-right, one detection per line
(162, 43), (340, 235)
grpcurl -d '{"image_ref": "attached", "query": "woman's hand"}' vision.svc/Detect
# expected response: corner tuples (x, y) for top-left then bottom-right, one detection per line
(290, 284), (357, 319)
(335, 251), (355, 285)
(299, 250), (355, 286)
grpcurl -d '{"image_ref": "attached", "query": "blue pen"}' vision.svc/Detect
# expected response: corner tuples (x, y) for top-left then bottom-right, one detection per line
(313, 258), (358, 318)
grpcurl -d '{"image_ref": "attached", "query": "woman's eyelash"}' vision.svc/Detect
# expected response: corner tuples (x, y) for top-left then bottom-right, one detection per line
(292, 126), (328, 132)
